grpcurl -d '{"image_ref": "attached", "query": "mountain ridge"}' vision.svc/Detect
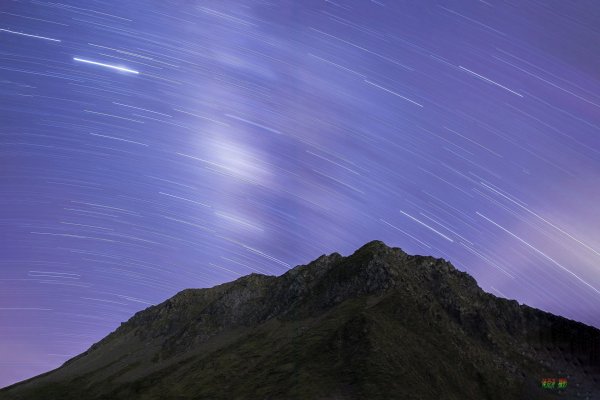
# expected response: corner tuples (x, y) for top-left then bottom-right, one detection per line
(2, 240), (599, 399)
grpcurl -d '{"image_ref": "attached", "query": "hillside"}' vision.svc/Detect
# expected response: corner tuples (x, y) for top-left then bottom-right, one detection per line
(1, 240), (599, 399)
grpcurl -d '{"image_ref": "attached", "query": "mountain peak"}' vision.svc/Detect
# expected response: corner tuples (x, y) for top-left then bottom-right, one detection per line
(356, 239), (390, 251)
(352, 239), (406, 258)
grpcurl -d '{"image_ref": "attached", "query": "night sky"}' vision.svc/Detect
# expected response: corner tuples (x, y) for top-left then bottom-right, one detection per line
(1, 0), (600, 387)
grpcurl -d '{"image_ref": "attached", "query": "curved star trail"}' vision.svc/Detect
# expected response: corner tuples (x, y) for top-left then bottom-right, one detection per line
(1, 0), (599, 387)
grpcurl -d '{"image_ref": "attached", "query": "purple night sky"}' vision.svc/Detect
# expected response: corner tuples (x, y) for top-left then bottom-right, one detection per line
(1, 0), (599, 388)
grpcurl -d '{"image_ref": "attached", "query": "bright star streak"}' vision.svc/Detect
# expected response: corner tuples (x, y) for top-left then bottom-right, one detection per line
(364, 80), (424, 107)
(459, 66), (523, 97)
(476, 212), (600, 295)
(0, 28), (61, 42)
(399, 210), (454, 242)
(73, 57), (139, 74)
(479, 182), (600, 257)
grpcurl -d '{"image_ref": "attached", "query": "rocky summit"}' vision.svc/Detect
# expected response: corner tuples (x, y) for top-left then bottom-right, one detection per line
(1, 240), (599, 399)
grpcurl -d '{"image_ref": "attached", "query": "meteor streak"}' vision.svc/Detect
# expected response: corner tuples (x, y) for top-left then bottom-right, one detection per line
(73, 57), (139, 74)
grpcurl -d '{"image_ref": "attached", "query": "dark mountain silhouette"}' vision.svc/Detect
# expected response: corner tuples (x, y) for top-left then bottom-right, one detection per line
(1, 240), (599, 399)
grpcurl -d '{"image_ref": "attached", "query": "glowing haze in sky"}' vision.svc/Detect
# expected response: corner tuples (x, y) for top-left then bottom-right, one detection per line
(1, 0), (599, 388)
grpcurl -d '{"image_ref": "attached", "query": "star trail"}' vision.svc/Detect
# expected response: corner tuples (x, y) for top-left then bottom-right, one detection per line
(1, 0), (599, 388)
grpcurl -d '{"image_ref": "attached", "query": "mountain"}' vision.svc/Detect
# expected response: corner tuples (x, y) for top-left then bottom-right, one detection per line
(1, 240), (599, 399)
